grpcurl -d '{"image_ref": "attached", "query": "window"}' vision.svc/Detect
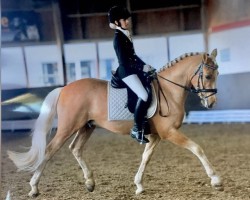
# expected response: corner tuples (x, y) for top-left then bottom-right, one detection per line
(100, 59), (114, 80)
(80, 61), (91, 78)
(66, 62), (76, 83)
(42, 62), (59, 86)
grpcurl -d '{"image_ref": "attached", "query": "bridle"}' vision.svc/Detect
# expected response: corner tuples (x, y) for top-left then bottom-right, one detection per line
(158, 62), (218, 95)
(188, 62), (218, 97)
(156, 60), (218, 117)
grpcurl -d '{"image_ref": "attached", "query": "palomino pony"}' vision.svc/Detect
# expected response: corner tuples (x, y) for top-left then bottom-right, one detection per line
(8, 49), (223, 197)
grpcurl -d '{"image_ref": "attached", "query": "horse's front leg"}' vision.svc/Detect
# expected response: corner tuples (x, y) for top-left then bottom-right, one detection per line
(165, 128), (223, 190)
(134, 134), (161, 194)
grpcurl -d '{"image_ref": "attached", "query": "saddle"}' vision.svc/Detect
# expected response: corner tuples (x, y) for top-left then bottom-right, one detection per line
(110, 71), (152, 114)
(108, 70), (157, 121)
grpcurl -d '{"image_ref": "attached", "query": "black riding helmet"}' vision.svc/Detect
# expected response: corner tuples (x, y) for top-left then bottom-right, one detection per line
(108, 6), (131, 24)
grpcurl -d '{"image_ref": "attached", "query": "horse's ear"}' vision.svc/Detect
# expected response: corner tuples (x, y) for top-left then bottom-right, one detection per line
(211, 48), (217, 58)
(202, 53), (208, 62)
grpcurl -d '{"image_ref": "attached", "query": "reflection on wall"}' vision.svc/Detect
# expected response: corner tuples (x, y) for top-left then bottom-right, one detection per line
(1, 11), (40, 42)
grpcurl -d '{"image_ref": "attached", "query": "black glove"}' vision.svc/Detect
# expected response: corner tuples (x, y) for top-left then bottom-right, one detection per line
(143, 65), (156, 83)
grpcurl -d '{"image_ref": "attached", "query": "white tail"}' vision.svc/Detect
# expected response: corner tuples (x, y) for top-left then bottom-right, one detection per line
(7, 88), (62, 172)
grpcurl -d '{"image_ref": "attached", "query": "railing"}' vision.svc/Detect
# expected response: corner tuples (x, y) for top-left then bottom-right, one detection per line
(2, 119), (58, 132)
(184, 109), (250, 124)
(2, 110), (250, 131)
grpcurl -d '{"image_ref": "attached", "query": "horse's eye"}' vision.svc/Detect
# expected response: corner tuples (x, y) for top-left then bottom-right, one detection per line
(205, 75), (212, 80)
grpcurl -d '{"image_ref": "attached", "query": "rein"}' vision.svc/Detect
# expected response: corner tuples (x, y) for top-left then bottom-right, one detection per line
(157, 74), (217, 94)
(155, 62), (218, 117)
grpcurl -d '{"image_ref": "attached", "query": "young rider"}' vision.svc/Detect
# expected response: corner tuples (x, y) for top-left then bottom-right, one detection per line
(108, 5), (155, 144)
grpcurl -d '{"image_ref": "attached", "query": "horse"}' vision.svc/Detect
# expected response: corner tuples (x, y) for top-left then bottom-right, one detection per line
(8, 48), (223, 197)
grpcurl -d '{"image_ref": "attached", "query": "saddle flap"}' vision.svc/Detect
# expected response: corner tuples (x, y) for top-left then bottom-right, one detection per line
(107, 82), (157, 121)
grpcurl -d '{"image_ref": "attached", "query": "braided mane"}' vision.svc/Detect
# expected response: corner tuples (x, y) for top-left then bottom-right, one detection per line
(158, 52), (202, 72)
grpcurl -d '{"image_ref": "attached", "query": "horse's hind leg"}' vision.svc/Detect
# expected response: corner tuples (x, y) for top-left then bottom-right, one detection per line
(69, 123), (96, 192)
(134, 134), (161, 194)
(29, 129), (74, 197)
(165, 129), (223, 190)
(29, 159), (47, 197)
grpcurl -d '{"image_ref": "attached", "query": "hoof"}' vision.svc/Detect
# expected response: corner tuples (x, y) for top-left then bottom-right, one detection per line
(86, 185), (95, 192)
(135, 187), (144, 195)
(28, 191), (39, 198)
(214, 185), (224, 191)
(85, 179), (95, 192)
(211, 176), (223, 191)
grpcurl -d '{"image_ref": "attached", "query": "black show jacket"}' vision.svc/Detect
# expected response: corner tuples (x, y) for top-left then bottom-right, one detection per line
(113, 29), (145, 79)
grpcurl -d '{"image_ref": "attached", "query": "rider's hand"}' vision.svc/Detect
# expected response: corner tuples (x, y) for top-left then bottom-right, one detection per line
(143, 65), (156, 73)
(143, 65), (156, 83)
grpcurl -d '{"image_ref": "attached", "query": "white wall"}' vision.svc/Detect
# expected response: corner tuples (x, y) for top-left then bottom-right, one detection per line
(98, 41), (118, 80)
(98, 37), (169, 79)
(134, 37), (168, 70)
(168, 33), (205, 60)
(209, 26), (250, 75)
(64, 43), (97, 81)
(4, 29), (250, 89)
(24, 45), (64, 87)
(1, 47), (27, 89)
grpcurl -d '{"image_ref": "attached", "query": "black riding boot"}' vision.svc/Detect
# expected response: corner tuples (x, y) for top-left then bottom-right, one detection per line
(130, 98), (149, 144)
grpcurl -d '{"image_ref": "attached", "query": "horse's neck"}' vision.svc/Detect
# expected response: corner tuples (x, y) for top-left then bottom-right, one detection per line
(163, 55), (201, 81)
(158, 56), (201, 104)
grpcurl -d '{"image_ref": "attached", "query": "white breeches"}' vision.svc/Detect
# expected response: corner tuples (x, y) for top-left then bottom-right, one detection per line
(122, 74), (148, 102)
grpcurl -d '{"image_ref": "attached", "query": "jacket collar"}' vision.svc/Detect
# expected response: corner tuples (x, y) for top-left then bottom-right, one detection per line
(116, 27), (132, 41)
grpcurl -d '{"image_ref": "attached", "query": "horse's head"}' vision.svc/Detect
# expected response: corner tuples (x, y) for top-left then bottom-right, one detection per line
(191, 49), (219, 109)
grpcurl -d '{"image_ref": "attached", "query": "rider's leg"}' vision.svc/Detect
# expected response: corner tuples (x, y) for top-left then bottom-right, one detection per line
(131, 98), (149, 143)
(122, 74), (149, 144)
(122, 74), (148, 102)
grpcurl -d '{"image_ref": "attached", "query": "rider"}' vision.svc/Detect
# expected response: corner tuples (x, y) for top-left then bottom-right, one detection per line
(108, 5), (155, 144)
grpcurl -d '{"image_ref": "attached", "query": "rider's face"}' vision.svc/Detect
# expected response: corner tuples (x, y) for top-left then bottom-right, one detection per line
(118, 18), (130, 30)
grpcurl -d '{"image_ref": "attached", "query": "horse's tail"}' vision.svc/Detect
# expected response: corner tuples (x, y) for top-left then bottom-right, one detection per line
(7, 87), (62, 172)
